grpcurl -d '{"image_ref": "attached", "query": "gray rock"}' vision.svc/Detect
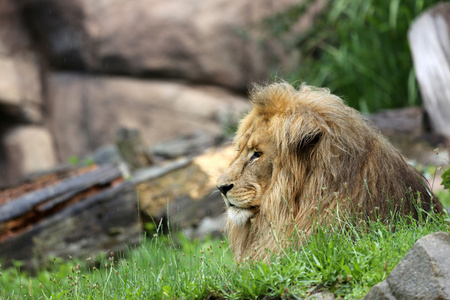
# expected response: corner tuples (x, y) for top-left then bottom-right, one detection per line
(18, 0), (325, 90)
(156, 189), (226, 239)
(0, 1), (43, 123)
(0, 126), (57, 185)
(369, 107), (449, 167)
(47, 73), (250, 162)
(92, 145), (122, 166)
(184, 215), (226, 239)
(364, 281), (396, 300)
(364, 232), (450, 300)
(369, 107), (423, 137)
(308, 291), (336, 299)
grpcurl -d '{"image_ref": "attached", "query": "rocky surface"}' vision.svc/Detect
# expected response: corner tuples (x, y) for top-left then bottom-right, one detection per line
(369, 107), (449, 167)
(47, 73), (250, 162)
(364, 231), (450, 300)
(18, 0), (324, 91)
(309, 292), (336, 299)
(1, 0), (325, 183)
(0, 126), (56, 186)
(0, 0), (43, 124)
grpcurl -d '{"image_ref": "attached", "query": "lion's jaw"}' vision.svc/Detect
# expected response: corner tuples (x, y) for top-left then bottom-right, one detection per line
(225, 204), (255, 227)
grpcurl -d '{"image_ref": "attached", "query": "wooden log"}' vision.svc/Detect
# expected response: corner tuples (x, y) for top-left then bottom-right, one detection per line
(408, 3), (450, 138)
(135, 159), (211, 218)
(0, 165), (122, 238)
(132, 157), (192, 185)
(0, 181), (139, 270)
(0, 164), (142, 271)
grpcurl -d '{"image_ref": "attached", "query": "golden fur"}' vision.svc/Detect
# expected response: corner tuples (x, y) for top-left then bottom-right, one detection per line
(217, 82), (443, 261)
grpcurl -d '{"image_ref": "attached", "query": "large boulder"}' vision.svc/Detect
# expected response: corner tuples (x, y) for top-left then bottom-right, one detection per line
(0, 0), (43, 123)
(47, 72), (250, 162)
(364, 231), (450, 300)
(0, 126), (57, 185)
(18, 0), (324, 90)
(369, 107), (450, 167)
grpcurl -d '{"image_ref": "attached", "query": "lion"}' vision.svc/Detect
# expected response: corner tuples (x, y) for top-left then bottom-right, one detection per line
(217, 82), (443, 261)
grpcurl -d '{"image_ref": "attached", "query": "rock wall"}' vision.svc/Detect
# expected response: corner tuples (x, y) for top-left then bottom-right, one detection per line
(0, 0), (323, 185)
(47, 73), (249, 161)
(18, 0), (324, 90)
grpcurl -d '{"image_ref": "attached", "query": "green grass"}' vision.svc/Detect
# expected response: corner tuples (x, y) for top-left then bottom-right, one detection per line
(1, 206), (449, 299)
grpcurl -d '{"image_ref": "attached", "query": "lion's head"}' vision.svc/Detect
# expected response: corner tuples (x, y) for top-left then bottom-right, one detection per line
(217, 82), (443, 261)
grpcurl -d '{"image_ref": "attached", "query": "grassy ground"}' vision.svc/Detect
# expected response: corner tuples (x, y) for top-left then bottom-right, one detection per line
(1, 204), (448, 299)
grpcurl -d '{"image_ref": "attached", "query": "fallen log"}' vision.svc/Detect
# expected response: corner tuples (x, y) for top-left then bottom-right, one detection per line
(0, 164), (139, 270)
(0, 165), (121, 228)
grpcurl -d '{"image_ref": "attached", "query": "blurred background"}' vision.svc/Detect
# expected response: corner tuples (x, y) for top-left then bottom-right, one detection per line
(0, 0), (449, 269)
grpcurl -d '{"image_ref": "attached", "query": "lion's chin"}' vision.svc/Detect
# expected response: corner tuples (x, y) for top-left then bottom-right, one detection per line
(227, 207), (254, 227)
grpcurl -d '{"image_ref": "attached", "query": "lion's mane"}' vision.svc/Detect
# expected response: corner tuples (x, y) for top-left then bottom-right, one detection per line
(223, 82), (442, 261)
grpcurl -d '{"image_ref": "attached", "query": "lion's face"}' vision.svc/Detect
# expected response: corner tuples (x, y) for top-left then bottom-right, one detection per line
(217, 114), (276, 226)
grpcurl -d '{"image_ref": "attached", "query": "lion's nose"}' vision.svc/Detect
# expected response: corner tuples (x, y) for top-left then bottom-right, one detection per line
(217, 184), (234, 196)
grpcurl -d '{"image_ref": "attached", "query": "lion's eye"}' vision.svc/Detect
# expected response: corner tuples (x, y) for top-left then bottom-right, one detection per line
(250, 151), (262, 161)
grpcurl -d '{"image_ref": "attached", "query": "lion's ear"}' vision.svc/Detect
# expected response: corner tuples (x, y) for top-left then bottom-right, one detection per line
(296, 131), (322, 154)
